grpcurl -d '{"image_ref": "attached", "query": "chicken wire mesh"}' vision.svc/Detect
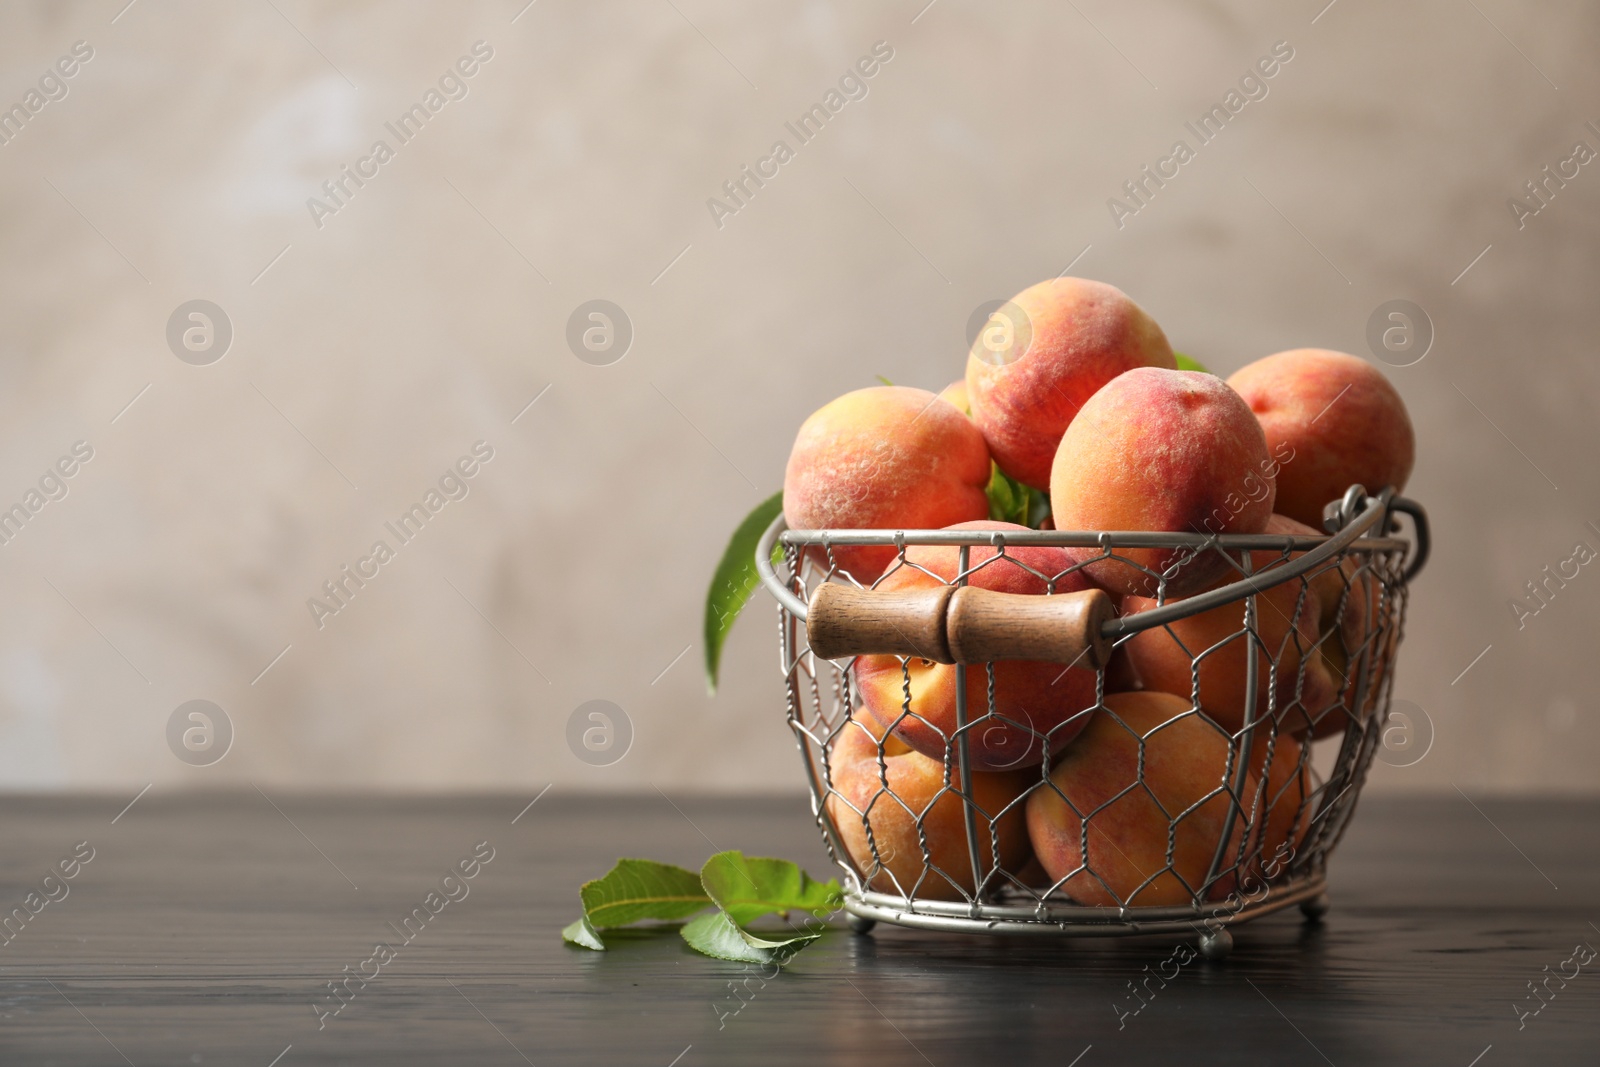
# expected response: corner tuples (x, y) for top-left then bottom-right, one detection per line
(756, 490), (1427, 949)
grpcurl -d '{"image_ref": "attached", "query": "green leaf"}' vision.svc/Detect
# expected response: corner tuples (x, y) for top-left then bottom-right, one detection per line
(562, 915), (606, 951)
(680, 911), (821, 964)
(703, 490), (785, 694)
(699, 852), (842, 926)
(564, 851), (837, 961)
(987, 463), (1052, 529)
(580, 858), (711, 929)
(986, 462), (1021, 525)
(874, 374), (894, 386)
(1026, 487), (1053, 529)
(1174, 351), (1212, 374)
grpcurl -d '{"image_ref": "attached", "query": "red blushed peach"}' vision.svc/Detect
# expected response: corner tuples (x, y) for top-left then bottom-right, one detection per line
(1049, 368), (1277, 598)
(826, 718), (1033, 900)
(783, 386), (990, 583)
(854, 521), (1101, 771)
(1120, 552), (1336, 736)
(1026, 691), (1252, 906)
(966, 278), (1175, 490)
(1227, 349), (1415, 530)
(1244, 731), (1316, 878)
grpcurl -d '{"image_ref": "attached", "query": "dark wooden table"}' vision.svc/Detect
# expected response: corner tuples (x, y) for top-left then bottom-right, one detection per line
(0, 791), (1595, 1065)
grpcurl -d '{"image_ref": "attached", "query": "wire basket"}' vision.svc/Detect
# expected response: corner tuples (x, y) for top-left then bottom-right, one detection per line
(755, 486), (1429, 958)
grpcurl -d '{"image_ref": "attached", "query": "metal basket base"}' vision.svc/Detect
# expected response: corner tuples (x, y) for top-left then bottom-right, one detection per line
(840, 873), (1328, 945)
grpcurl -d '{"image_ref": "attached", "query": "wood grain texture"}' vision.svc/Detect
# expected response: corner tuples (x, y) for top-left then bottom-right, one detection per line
(947, 587), (1113, 668)
(807, 583), (954, 662)
(807, 585), (1113, 667)
(0, 792), (1596, 1066)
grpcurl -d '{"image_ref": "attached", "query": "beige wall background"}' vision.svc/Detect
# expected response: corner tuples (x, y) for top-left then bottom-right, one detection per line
(0, 0), (1595, 794)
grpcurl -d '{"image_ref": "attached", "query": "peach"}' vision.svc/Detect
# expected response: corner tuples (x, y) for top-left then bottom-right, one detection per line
(1261, 514), (1380, 741)
(1026, 691), (1252, 906)
(854, 521), (1101, 770)
(783, 386), (990, 583)
(826, 717), (1033, 900)
(1049, 368), (1276, 598)
(965, 278), (1175, 490)
(1227, 349), (1415, 530)
(1119, 547), (1336, 736)
(1102, 642), (1144, 693)
(1312, 595), (1390, 741)
(937, 379), (971, 416)
(1244, 731), (1316, 878)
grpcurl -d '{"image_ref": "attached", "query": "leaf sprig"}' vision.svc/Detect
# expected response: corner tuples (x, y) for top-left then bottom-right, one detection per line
(986, 463), (1051, 528)
(563, 852), (842, 964)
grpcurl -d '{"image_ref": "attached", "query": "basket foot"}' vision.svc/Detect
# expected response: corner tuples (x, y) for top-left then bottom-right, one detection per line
(1197, 928), (1233, 961)
(846, 914), (877, 935)
(1300, 893), (1330, 923)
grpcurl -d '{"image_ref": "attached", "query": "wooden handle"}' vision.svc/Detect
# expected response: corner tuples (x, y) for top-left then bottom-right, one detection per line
(806, 584), (1113, 669)
(947, 586), (1113, 668)
(806, 584), (954, 662)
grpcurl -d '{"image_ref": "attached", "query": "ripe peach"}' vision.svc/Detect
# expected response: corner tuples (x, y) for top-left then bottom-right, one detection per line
(965, 278), (1175, 490)
(783, 386), (990, 583)
(1261, 514), (1380, 741)
(937, 379), (971, 416)
(1102, 642), (1144, 693)
(826, 717), (1033, 900)
(1244, 731), (1315, 878)
(854, 521), (1101, 770)
(1227, 349), (1415, 530)
(1119, 549), (1336, 736)
(1049, 368), (1276, 598)
(1025, 691), (1251, 907)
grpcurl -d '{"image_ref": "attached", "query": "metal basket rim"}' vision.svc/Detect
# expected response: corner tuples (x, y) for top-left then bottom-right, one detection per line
(842, 873), (1328, 937)
(758, 491), (1426, 638)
